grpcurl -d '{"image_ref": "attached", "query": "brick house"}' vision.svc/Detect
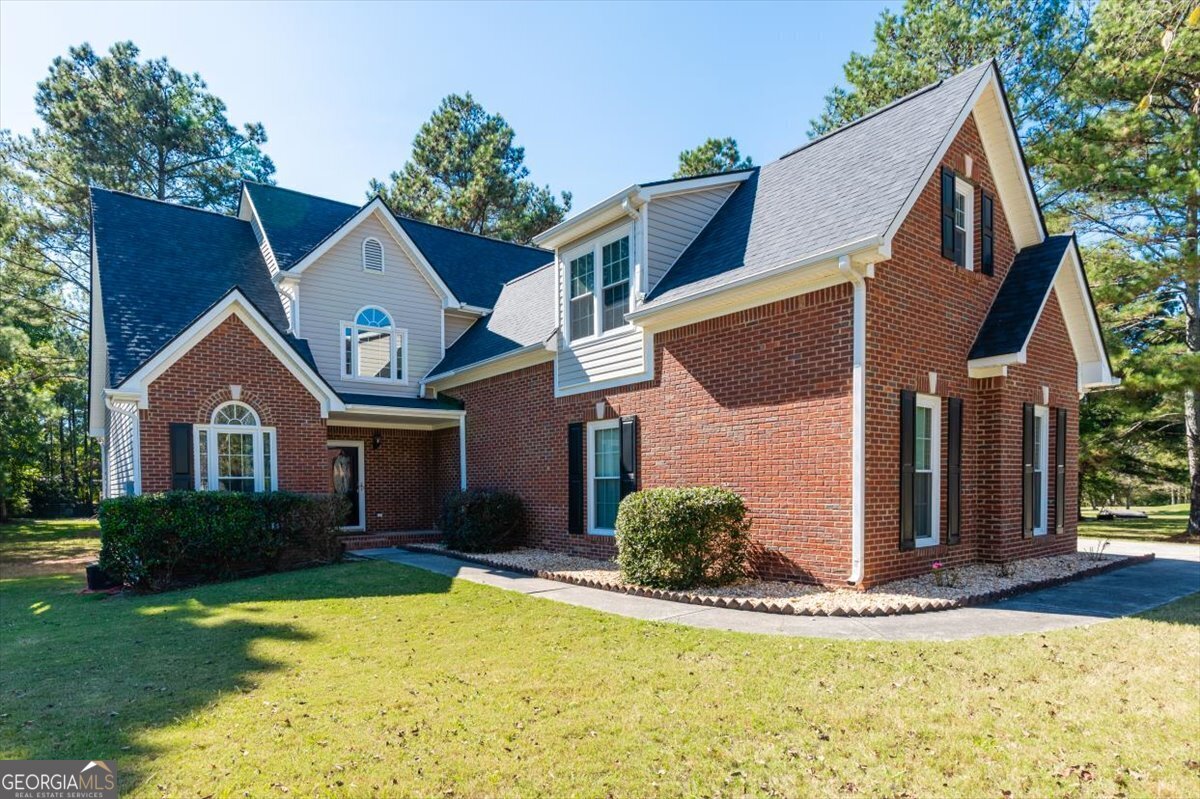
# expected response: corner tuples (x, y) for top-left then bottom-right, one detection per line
(89, 61), (1116, 587)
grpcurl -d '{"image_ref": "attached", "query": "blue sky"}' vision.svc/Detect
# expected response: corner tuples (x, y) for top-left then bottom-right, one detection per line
(0, 0), (890, 211)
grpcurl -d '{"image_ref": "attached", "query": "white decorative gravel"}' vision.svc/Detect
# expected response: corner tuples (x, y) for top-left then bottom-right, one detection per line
(413, 544), (1134, 615)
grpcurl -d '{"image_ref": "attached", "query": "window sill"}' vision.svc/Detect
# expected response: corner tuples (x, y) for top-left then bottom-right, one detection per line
(342, 375), (410, 387)
(567, 324), (637, 347)
(914, 537), (939, 549)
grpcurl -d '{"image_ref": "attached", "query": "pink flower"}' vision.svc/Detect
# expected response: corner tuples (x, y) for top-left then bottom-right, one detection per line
(931, 560), (943, 570)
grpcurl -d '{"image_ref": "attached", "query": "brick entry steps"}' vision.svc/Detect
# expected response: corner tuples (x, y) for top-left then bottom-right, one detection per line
(340, 530), (443, 550)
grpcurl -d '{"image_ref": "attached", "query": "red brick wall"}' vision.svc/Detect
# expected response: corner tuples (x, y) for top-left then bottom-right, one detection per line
(446, 287), (854, 582)
(326, 426), (438, 532)
(140, 316), (329, 494)
(430, 426), (462, 519)
(862, 114), (1080, 584)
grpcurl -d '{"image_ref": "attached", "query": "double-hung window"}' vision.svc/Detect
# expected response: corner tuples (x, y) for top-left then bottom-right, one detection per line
(914, 394), (941, 547)
(953, 177), (973, 269)
(342, 306), (407, 383)
(194, 402), (276, 492)
(588, 418), (621, 535)
(566, 228), (632, 341)
(1032, 405), (1049, 535)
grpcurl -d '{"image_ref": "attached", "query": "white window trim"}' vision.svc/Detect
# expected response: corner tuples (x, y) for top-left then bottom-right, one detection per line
(915, 393), (941, 549)
(194, 402), (277, 493)
(586, 418), (620, 536)
(362, 236), (385, 273)
(954, 177), (974, 271)
(340, 308), (410, 385)
(563, 224), (635, 345)
(1033, 404), (1050, 535)
(328, 440), (366, 531)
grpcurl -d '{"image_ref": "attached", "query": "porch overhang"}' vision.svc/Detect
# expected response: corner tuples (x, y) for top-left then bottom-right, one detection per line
(327, 393), (465, 430)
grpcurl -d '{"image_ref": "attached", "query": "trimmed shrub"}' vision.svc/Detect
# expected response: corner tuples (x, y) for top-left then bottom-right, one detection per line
(439, 489), (525, 553)
(615, 487), (750, 590)
(98, 491), (347, 591)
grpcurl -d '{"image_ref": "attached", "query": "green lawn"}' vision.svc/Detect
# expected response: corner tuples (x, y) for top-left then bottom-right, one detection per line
(1079, 503), (1196, 543)
(1, 520), (1198, 798)
(0, 517), (100, 577)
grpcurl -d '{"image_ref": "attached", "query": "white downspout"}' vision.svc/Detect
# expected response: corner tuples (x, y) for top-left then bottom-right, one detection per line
(839, 256), (867, 585)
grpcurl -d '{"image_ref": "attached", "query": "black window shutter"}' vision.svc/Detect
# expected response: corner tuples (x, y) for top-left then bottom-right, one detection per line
(940, 166), (956, 261)
(947, 397), (963, 544)
(568, 423), (584, 535)
(899, 390), (916, 550)
(1055, 408), (1067, 534)
(170, 423), (194, 491)
(619, 416), (638, 500)
(1022, 403), (1035, 537)
(980, 192), (995, 275)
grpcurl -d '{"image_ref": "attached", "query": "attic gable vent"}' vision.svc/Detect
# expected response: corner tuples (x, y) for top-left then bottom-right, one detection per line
(362, 237), (385, 272)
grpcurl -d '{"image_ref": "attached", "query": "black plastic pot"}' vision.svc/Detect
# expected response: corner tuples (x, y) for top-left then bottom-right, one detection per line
(86, 562), (118, 591)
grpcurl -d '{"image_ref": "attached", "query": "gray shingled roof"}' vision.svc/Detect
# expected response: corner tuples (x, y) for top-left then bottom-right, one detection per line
(243, 182), (359, 269)
(969, 235), (1073, 360)
(646, 61), (995, 308)
(429, 263), (558, 377)
(244, 183), (552, 309)
(92, 188), (299, 386)
(337, 392), (463, 411)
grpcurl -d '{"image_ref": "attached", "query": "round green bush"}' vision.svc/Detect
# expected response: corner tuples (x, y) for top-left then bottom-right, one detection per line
(439, 489), (525, 553)
(615, 486), (749, 590)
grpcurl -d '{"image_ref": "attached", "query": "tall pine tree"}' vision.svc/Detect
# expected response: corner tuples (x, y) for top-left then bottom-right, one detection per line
(369, 93), (570, 244)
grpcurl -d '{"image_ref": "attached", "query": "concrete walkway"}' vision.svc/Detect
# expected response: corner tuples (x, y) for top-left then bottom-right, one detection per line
(352, 539), (1200, 641)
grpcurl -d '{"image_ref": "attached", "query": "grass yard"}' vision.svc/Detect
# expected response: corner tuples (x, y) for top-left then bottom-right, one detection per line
(1, 520), (1198, 798)
(1079, 503), (1196, 543)
(0, 517), (100, 577)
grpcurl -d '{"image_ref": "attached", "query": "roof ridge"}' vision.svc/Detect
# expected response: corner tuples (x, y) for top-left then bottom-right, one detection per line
(501, 260), (556, 288)
(778, 60), (995, 161)
(91, 186), (240, 220)
(638, 166), (758, 189)
(394, 212), (552, 254)
(243, 180), (359, 210)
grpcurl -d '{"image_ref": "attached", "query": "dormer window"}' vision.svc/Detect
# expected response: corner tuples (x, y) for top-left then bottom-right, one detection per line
(342, 306), (407, 383)
(362, 237), (385, 272)
(566, 227), (632, 341)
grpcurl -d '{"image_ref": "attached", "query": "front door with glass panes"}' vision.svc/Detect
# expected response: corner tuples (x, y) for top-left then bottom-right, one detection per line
(327, 443), (363, 529)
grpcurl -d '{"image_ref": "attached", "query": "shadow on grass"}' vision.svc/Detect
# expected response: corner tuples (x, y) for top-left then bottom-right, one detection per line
(0, 560), (451, 790)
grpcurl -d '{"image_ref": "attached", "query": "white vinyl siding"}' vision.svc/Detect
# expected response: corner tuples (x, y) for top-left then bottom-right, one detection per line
(248, 213), (279, 276)
(556, 327), (648, 391)
(444, 310), (477, 348)
(299, 213), (443, 397)
(645, 185), (736, 292)
(104, 399), (139, 498)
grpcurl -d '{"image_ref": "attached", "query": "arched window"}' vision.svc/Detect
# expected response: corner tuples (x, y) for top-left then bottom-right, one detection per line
(195, 401), (276, 492)
(362, 237), (385, 272)
(342, 306), (407, 382)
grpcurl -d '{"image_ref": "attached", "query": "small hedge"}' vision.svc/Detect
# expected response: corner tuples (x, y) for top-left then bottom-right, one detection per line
(615, 487), (750, 590)
(439, 489), (525, 553)
(98, 491), (348, 591)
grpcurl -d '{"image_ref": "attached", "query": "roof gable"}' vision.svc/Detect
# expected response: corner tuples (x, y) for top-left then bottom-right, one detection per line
(242, 182), (552, 309)
(92, 188), (290, 385)
(645, 62), (995, 308)
(969, 235), (1115, 390)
